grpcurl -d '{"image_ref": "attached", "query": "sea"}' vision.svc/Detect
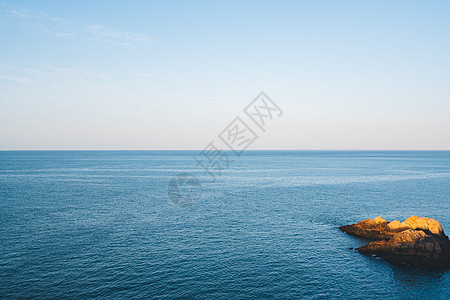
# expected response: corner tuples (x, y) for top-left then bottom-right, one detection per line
(1, 150), (449, 299)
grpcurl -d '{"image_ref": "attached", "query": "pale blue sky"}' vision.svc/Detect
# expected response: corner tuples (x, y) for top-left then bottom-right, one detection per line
(1, 0), (449, 150)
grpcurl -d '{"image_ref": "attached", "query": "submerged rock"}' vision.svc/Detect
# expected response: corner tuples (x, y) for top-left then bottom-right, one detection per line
(340, 216), (450, 270)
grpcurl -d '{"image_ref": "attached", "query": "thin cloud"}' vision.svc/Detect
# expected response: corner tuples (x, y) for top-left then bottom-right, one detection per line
(0, 73), (36, 84)
(0, 63), (117, 90)
(0, 2), (65, 21)
(9, 8), (29, 18)
(84, 24), (149, 47)
(0, 2), (150, 48)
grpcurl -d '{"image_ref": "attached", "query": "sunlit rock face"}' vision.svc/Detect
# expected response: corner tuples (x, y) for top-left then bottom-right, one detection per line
(339, 216), (395, 240)
(372, 216), (387, 224)
(403, 215), (444, 235)
(340, 216), (450, 270)
(387, 220), (412, 232)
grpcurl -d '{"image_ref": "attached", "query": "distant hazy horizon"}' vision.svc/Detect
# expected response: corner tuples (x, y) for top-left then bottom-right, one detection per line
(1, 1), (449, 150)
(2, 149), (450, 151)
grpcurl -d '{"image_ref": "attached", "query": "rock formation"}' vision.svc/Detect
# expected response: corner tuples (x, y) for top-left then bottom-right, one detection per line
(340, 216), (450, 270)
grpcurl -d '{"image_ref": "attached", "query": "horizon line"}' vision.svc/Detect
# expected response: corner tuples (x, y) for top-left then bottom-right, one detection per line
(1, 149), (450, 151)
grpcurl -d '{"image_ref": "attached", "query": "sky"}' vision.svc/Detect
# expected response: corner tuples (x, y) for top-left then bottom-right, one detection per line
(0, 0), (449, 150)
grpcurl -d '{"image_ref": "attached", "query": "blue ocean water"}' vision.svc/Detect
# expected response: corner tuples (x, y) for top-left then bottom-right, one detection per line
(0, 150), (449, 299)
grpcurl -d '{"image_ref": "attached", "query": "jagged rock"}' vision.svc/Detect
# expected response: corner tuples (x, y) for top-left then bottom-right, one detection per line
(340, 216), (450, 270)
(339, 216), (397, 240)
(403, 215), (444, 235)
(387, 220), (411, 232)
(372, 216), (387, 223)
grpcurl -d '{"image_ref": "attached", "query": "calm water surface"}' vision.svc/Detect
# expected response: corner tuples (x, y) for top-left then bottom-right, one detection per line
(1, 151), (449, 299)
